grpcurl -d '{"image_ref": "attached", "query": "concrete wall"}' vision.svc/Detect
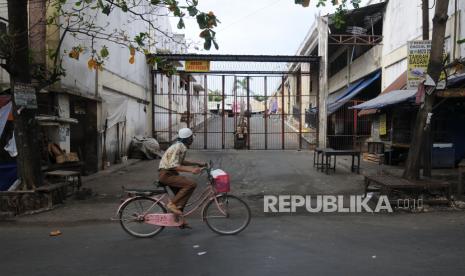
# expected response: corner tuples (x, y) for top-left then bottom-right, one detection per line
(328, 45), (382, 93)
(0, 0), (9, 89)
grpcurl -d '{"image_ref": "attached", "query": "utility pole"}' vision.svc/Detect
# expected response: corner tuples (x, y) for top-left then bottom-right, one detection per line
(8, 0), (43, 189)
(422, 0), (432, 177)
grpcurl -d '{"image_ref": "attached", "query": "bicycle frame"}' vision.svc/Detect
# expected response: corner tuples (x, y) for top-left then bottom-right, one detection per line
(116, 165), (228, 227)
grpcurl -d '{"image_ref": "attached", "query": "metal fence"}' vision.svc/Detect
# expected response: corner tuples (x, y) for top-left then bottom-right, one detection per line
(152, 71), (319, 150)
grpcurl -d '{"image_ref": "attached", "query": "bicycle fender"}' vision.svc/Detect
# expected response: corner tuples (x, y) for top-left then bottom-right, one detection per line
(116, 196), (163, 216)
(200, 193), (227, 221)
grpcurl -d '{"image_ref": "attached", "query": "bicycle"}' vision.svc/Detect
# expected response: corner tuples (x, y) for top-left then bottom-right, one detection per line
(116, 161), (251, 238)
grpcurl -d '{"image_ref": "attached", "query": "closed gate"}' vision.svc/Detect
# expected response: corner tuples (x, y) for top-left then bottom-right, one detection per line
(151, 54), (320, 150)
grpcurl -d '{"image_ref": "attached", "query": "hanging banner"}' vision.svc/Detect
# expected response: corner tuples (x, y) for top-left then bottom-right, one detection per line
(185, 60), (210, 72)
(407, 40), (446, 90)
(379, 113), (387, 136)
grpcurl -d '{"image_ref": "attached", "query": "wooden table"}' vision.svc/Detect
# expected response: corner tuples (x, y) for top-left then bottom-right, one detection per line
(321, 149), (361, 174)
(313, 147), (330, 170)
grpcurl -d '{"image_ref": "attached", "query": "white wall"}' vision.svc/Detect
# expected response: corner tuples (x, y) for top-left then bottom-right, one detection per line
(60, 2), (151, 95)
(57, 3), (188, 165)
(0, 0), (9, 88)
(329, 45), (382, 93)
(382, 0), (465, 89)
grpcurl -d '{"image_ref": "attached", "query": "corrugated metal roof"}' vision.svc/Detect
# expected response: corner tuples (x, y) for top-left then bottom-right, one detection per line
(351, 89), (417, 110)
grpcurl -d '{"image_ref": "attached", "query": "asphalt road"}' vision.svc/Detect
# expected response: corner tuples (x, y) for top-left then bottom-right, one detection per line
(2, 212), (465, 276)
(191, 114), (304, 150)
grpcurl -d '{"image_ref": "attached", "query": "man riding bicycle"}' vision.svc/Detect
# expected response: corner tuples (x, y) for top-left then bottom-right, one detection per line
(158, 128), (205, 216)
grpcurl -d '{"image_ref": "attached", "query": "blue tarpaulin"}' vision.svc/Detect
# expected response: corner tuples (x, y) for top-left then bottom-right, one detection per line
(327, 70), (381, 115)
(0, 162), (17, 191)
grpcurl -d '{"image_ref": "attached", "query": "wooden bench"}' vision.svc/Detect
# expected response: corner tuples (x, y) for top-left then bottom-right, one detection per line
(45, 170), (82, 196)
(364, 174), (451, 200)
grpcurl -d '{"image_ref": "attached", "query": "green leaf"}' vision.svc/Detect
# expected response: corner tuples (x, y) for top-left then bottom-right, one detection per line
(204, 39), (212, 50)
(212, 40), (219, 50)
(316, 0), (326, 7)
(177, 18), (185, 29)
(102, 5), (111, 15)
(75, 1), (82, 6)
(100, 46), (109, 58)
(196, 14), (208, 29)
(187, 6), (198, 16)
(173, 7), (182, 17)
(457, 38), (465, 44)
(121, 2), (128, 12)
(150, 0), (161, 4)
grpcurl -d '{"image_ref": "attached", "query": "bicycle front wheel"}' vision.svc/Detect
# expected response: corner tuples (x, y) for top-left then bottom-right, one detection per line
(119, 196), (166, 238)
(203, 194), (251, 235)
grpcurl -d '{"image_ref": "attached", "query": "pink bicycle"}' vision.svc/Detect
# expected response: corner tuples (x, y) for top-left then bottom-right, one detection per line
(116, 161), (251, 237)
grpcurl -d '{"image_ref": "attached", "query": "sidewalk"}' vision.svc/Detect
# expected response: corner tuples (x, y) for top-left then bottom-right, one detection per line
(3, 150), (369, 224)
(1, 159), (151, 225)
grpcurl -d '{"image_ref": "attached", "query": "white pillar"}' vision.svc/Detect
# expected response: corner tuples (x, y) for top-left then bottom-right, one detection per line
(318, 16), (329, 148)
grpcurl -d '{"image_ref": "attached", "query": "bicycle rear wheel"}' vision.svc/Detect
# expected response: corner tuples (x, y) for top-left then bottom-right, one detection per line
(119, 196), (166, 238)
(203, 194), (251, 235)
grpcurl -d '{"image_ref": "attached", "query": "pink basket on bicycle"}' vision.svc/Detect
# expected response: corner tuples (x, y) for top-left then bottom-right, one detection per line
(211, 169), (230, 193)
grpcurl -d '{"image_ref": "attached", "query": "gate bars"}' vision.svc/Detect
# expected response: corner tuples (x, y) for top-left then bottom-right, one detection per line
(150, 54), (320, 150)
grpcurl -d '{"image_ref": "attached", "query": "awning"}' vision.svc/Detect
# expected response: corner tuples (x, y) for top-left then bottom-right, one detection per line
(327, 70), (381, 115)
(447, 73), (465, 88)
(351, 89), (417, 110)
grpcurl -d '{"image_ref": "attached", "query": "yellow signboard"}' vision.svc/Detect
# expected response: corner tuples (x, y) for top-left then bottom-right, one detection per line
(379, 113), (387, 136)
(407, 40), (446, 89)
(185, 60), (210, 72)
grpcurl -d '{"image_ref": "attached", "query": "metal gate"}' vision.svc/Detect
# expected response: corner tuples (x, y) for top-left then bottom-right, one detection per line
(151, 54), (320, 150)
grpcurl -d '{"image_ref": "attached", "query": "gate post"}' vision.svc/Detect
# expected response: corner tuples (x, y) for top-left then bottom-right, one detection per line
(187, 75), (191, 128)
(204, 75), (208, 149)
(151, 72), (156, 138)
(246, 77), (251, 150)
(281, 76), (285, 150)
(264, 76), (268, 150)
(299, 73), (303, 150)
(168, 76), (173, 143)
(233, 76), (237, 135)
(222, 75), (225, 149)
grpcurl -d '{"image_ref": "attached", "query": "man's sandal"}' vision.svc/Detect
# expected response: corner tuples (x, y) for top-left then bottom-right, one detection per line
(179, 222), (192, 229)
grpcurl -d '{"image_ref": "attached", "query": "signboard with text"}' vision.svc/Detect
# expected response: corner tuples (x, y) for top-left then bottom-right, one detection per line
(407, 40), (446, 90)
(13, 83), (37, 109)
(185, 60), (210, 72)
(379, 113), (387, 136)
